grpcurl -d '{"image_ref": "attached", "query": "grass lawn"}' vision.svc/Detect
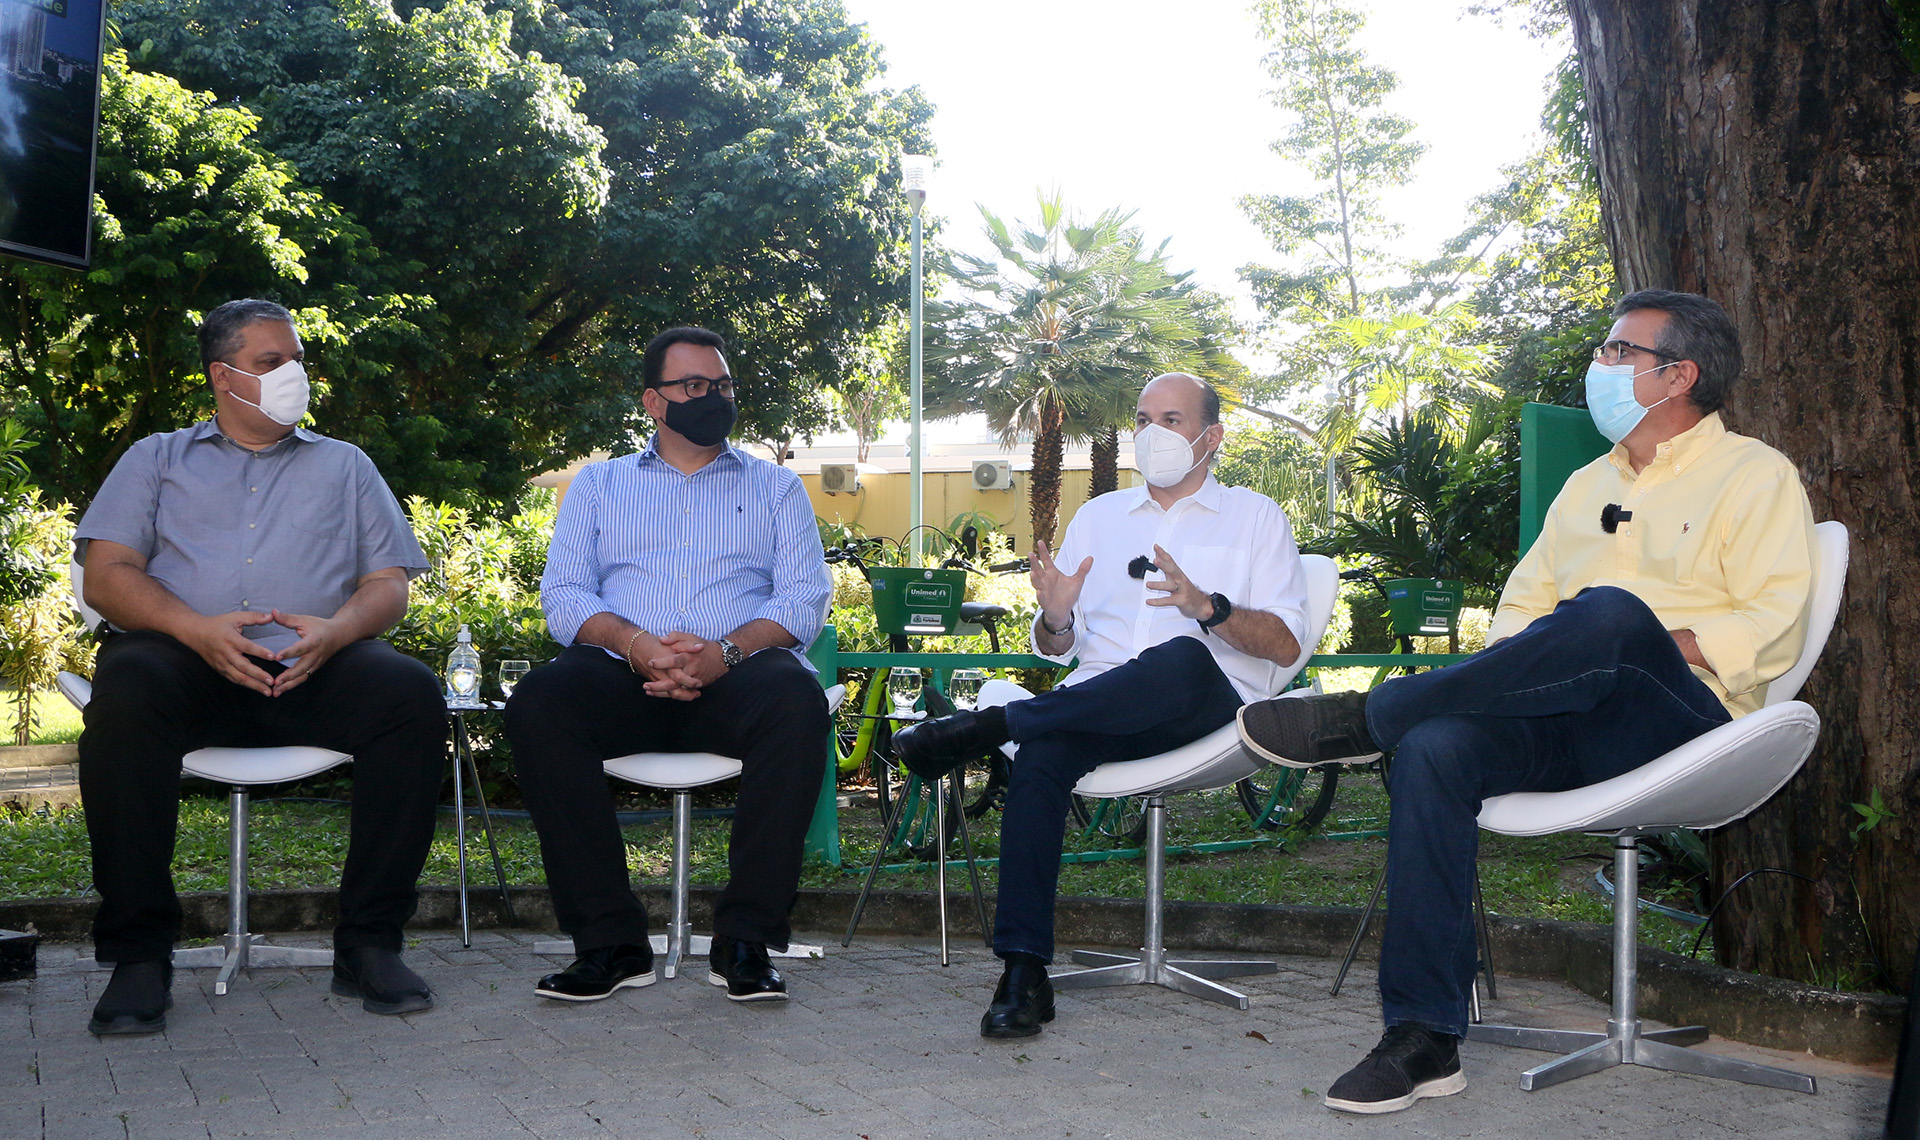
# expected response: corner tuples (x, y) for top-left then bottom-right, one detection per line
(0, 764), (1713, 961)
(0, 690), (84, 745)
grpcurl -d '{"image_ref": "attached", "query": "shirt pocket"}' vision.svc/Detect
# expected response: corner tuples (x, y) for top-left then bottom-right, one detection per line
(1177, 545), (1252, 602)
(1634, 504), (1711, 589)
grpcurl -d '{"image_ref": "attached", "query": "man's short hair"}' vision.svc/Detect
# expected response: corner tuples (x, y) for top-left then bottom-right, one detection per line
(1198, 379), (1222, 427)
(1613, 290), (1743, 414)
(642, 327), (728, 388)
(198, 299), (296, 371)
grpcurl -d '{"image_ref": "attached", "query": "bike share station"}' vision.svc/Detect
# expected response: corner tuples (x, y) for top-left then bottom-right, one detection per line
(800, 539), (1475, 964)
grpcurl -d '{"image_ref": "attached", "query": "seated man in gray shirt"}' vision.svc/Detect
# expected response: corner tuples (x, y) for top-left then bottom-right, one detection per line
(74, 299), (446, 1036)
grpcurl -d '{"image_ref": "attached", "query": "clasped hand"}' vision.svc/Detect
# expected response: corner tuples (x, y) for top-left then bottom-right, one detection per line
(185, 609), (344, 696)
(629, 629), (728, 700)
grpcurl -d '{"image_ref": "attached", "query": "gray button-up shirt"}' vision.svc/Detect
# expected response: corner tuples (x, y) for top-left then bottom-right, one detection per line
(76, 420), (428, 654)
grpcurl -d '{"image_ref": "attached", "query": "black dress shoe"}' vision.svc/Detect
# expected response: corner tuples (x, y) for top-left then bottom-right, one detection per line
(892, 706), (1010, 782)
(708, 935), (787, 1002)
(331, 946), (434, 1015)
(536, 943), (657, 1002)
(980, 953), (1054, 1039)
(89, 959), (173, 1037)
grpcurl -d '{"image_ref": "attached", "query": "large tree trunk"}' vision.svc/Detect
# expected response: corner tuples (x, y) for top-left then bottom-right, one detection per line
(1569, 0), (1919, 990)
(1029, 396), (1067, 548)
(1089, 425), (1120, 499)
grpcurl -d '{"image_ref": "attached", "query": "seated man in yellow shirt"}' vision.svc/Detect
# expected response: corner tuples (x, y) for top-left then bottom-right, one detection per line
(1236, 290), (1818, 1116)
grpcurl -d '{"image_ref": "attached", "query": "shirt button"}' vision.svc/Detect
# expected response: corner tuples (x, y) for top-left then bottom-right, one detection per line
(250, 486), (258, 493)
(246, 558), (253, 564)
(248, 523), (256, 529)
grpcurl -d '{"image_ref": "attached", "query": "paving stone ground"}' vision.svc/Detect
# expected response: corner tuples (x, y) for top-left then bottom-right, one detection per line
(0, 930), (1893, 1139)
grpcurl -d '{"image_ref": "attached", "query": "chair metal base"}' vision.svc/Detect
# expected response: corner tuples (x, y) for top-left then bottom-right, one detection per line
(535, 786), (825, 978)
(1050, 797), (1277, 1011)
(1470, 835), (1816, 1096)
(1467, 1020), (1813, 1093)
(1053, 948), (1276, 1010)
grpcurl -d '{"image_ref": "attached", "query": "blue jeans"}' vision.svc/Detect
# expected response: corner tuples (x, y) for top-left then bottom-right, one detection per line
(1366, 586), (1731, 1036)
(994, 636), (1244, 961)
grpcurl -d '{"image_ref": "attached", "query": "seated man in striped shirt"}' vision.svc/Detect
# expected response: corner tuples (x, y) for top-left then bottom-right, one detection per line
(1236, 290), (1818, 1115)
(506, 326), (833, 1004)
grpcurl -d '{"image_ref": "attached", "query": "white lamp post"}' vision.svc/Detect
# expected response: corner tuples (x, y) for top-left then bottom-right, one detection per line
(902, 153), (932, 567)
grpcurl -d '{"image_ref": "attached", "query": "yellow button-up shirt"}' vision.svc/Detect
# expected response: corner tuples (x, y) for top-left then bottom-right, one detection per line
(1486, 413), (1817, 718)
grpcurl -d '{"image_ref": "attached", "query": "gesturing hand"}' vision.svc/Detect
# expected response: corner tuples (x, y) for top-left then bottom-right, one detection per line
(267, 610), (350, 695)
(182, 610), (279, 695)
(1144, 544), (1215, 621)
(1030, 539), (1092, 631)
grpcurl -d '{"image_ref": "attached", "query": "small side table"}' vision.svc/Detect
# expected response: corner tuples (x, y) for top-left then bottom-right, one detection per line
(447, 699), (517, 945)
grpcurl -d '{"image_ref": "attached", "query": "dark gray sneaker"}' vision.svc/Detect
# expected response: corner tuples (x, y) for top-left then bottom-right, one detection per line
(1323, 1025), (1466, 1114)
(1237, 690), (1381, 769)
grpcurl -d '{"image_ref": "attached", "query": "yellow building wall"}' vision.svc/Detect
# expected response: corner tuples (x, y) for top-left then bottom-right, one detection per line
(805, 469), (1108, 553)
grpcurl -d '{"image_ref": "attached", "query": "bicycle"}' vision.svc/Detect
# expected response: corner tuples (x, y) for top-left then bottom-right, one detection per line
(823, 532), (1027, 860)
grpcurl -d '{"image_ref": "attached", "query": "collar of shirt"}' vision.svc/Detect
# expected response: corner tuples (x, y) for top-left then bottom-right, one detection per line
(189, 418), (321, 456)
(634, 433), (747, 473)
(1607, 411), (1726, 477)
(1123, 473), (1226, 518)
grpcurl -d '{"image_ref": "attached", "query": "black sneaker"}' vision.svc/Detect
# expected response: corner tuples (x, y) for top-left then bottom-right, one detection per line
(536, 943), (657, 1002)
(708, 935), (787, 1002)
(1237, 690), (1381, 768)
(88, 959), (173, 1037)
(1323, 1024), (1466, 1114)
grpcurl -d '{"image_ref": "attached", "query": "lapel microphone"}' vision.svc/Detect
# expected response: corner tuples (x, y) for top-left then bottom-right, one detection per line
(1127, 555), (1158, 579)
(1601, 503), (1633, 533)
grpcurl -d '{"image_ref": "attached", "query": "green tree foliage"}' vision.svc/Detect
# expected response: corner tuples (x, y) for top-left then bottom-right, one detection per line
(925, 193), (1242, 545)
(12, 0), (930, 508)
(0, 52), (421, 507)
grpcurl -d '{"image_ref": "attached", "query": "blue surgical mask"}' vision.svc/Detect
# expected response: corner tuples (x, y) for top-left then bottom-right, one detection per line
(1584, 361), (1674, 444)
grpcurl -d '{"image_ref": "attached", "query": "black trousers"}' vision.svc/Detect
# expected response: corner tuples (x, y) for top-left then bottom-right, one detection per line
(78, 631), (448, 963)
(504, 645), (829, 952)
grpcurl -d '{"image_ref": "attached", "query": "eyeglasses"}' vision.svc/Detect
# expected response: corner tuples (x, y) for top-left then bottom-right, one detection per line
(1592, 340), (1682, 366)
(653, 375), (737, 399)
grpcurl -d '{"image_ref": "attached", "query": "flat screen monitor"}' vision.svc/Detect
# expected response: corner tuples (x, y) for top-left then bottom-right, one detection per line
(0, 0), (105, 269)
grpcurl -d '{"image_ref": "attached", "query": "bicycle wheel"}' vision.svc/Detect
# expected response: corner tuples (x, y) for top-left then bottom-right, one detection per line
(877, 766), (962, 859)
(963, 751), (1010, 819)
(1068, 793), (1150, 846)
(1235, 764), (1339, 834)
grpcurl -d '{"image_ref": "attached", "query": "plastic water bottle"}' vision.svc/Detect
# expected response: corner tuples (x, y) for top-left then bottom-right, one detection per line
(446, 625), (481, 703)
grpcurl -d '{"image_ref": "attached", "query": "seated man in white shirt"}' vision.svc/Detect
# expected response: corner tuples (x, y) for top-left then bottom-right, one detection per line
(893, 372), (1310, 1039)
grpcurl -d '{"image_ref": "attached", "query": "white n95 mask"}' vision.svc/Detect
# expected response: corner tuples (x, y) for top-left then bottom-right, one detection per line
(224, 359), (311, 426)
(1133, 422), (1210, 488)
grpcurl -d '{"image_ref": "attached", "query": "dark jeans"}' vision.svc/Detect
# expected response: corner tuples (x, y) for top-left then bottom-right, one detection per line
(504, 645), (829, 952)
(1366, 586), (1731, 1036)
(993, 635), (1244, 962)
(78, 631), (447, 963)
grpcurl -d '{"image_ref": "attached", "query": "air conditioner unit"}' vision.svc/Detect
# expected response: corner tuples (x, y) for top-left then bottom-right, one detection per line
(971, 460), (1014, 491)
(820, 463), (862, 495)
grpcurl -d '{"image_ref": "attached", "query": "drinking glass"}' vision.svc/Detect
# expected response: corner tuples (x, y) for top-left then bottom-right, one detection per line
(947, 669), (984, 710)
(888, 668), (923, 718)
(499, 660), (530, 699)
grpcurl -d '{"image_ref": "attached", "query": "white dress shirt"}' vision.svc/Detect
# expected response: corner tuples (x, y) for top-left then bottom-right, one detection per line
(1031, 475), (1310, 703)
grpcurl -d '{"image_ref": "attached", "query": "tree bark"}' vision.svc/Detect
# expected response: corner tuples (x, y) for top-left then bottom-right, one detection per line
(1089, 425), (1120, 500)
(1568, 0), (1919, 990)
(1029, 396), (1067, 549)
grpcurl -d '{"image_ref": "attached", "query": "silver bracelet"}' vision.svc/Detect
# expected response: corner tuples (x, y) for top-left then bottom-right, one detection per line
(1039, 612), (1074, 636)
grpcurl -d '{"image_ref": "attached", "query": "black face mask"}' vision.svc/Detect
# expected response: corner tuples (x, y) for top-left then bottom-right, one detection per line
(662, 390), (737, 447)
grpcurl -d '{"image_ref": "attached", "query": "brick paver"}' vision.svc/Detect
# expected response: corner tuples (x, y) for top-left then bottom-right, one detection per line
(0, 931), (1891, 1139)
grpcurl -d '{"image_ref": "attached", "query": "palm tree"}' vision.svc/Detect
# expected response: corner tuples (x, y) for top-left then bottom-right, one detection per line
(926, 194), (1245, 545)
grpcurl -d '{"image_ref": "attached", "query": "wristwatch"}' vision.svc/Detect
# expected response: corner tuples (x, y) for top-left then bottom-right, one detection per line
(1197, 592), (1233, 632)
(717, 637), (745, 667)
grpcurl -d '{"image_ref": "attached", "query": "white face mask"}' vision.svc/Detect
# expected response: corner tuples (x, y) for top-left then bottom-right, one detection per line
(1133, 422), (1212, 488)
(222, 359), (311, 426)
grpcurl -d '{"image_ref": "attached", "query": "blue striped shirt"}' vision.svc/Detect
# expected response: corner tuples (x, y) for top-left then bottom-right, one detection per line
(540, 438), (831, 668)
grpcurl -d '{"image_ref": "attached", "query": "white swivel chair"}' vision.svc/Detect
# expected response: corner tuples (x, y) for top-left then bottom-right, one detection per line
(536, 684), (846, 979)
(976, 554), (1341, 1009)
(59, 562), (346, 994)
(1467, 520), (1849, 1095)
